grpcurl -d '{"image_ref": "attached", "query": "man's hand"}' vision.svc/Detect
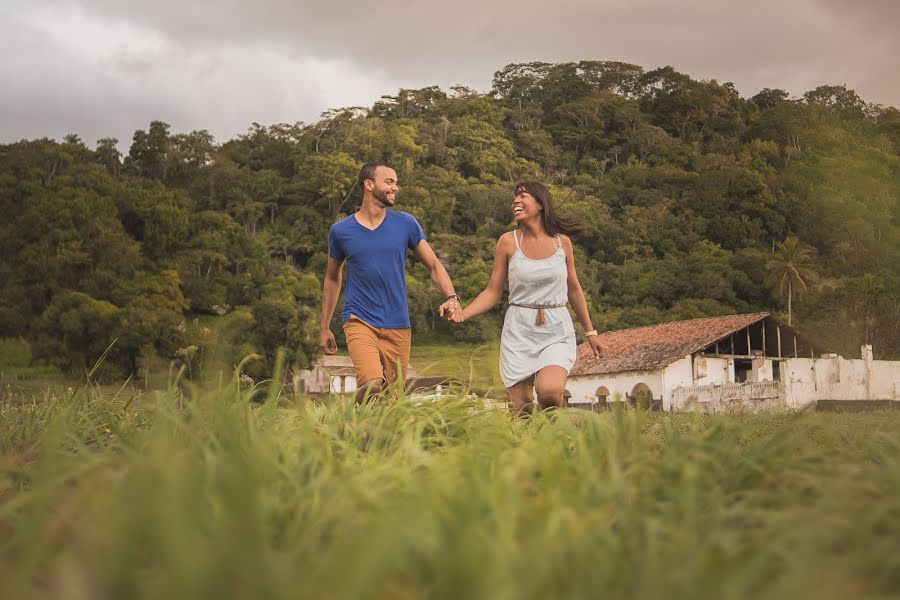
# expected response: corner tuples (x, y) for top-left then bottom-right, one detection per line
(320, 328), (338, 354)
(438, 297), (462, 322)
(587, 335), (604, 358)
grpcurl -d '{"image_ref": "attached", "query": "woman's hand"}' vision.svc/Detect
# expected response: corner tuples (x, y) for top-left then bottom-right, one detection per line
(448, 308), (465, 324)
(587, 335), (604, 358)
(438, 297), (462, 322)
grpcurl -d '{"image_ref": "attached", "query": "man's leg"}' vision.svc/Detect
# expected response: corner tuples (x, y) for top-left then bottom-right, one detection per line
(343, 317), (386, 404)
(379, 327), (412, 395)
(355, 378), (385, 404)
(534, 366), (568, 410)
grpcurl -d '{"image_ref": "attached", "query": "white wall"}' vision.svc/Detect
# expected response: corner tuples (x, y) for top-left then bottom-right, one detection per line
(330, 375), (358, 394)
(692, 356), (733, 386)
(872, 361), (900, 399)
(784, 358), (820, 408)
(747, 358), (774, 383)
(671, 381), (784, 412)
(297, 367), (330, 394)
(568, 370), (664, 406)
(783, 355), (899, 408)
(662, 356), (693, 411)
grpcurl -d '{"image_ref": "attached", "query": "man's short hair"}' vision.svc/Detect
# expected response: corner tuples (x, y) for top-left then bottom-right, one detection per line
(358, 162), (394, 188)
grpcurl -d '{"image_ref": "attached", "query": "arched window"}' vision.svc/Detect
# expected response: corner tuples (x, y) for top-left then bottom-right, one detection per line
(631, 383), (653, 410)
(595, 386), (610, 411)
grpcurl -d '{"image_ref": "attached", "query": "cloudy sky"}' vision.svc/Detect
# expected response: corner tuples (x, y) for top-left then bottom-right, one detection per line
(1, 0), (897, 149)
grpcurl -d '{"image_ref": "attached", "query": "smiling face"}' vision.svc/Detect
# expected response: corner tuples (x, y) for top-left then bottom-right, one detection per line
(366, 166), (399, 207)
(511, 188), (541, 222)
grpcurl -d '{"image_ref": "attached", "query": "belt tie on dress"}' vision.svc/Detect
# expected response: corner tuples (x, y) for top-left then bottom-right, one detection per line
(508, 302), (567, 326)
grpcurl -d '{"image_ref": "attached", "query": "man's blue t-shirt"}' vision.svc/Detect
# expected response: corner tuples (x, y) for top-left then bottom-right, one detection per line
(327, 210), (425, 329)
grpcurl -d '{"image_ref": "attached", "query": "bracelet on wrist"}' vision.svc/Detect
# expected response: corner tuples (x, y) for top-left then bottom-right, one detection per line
(585, 329), (599, 337)
(447, 294), (460, 302)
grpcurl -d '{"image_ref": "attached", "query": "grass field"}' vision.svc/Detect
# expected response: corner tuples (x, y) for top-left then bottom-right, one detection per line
(409, 341), (505, 394)
(1, 361), (899, 599)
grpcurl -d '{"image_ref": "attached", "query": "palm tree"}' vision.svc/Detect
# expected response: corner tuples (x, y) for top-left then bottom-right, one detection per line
(766, 236), (817, 326)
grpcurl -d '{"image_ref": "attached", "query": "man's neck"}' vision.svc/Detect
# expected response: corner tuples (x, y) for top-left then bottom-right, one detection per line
(356, 196), (388, 228)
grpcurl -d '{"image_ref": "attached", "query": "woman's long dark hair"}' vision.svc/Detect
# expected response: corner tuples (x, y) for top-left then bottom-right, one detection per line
(514, 181), (584, 238)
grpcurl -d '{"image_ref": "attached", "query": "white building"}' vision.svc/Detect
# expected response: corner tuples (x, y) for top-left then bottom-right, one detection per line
(296, 355), (359, 394)
(296, 355), (425, 396)
(565, 312), (900, 412)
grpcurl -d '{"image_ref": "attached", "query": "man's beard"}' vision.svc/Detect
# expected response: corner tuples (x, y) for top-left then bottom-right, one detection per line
(373, 189), (395, 206)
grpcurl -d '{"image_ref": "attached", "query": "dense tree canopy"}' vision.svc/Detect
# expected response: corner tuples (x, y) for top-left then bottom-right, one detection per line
(2, 61), (898, 377)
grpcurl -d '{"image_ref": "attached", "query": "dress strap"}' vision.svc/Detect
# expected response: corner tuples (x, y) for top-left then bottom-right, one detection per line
(514, 229), (522, 251)
(556, 234), (565, 259)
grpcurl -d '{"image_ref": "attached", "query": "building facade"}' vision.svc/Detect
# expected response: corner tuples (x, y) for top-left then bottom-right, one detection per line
(564, 313), (900, 412)
(296, 355), (359, 395)
(296, 355), (428, 396)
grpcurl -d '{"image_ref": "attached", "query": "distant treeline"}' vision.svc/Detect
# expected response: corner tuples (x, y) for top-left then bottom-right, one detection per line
(1, 61), (898, 377)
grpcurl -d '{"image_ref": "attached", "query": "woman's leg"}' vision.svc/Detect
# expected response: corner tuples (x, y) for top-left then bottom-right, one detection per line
(534, 366), (568, 410)
(506, 375), (535, 416)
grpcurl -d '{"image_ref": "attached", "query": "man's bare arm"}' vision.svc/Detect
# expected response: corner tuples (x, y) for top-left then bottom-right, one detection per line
(319, 256), (345, 354)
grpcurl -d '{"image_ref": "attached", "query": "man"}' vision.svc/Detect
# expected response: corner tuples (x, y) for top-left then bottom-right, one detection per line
(319, 162), (459, 403)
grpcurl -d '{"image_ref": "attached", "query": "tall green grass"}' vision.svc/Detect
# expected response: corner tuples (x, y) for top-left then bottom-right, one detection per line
(1, 364), (899, 599)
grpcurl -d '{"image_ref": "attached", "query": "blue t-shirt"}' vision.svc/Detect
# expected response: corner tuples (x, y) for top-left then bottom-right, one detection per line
(328, 210), (426, 329)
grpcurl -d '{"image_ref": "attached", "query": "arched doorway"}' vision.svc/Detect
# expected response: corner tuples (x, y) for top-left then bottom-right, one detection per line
(562, 389), (572, 407)
(595, 386), (610, 412)
(631, 383), (653, 410)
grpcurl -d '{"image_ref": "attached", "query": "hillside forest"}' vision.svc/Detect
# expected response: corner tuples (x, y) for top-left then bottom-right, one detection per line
(1, 61), (898, 379)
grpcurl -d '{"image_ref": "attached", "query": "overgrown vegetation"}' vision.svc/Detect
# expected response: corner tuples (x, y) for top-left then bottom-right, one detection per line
(1, 372), (898, 598)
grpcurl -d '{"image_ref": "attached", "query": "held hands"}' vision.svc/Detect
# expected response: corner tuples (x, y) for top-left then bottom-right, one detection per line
(320, 328), (338, 354)
(438, 296), (464, 323)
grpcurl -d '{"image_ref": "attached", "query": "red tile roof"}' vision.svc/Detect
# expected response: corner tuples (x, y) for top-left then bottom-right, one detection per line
(570, 313), (770, 376)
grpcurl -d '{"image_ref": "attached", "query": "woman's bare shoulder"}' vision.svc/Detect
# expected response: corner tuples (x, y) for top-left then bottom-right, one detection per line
(497, 231), (517, 246)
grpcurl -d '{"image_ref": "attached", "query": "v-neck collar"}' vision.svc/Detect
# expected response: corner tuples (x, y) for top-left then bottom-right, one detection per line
(353, 210), (388, 232)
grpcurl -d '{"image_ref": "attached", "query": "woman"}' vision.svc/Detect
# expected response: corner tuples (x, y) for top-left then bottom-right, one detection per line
(444, 182), (604, 413)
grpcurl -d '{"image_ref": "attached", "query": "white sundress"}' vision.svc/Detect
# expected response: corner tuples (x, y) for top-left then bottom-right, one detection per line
(499, 230), (577, 387)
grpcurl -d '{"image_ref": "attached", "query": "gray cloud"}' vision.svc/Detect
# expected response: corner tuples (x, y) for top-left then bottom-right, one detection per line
(0, 1), (404, 147)
(2, 0), (898, 149)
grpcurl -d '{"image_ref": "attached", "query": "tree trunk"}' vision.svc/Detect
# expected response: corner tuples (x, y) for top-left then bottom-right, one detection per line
(787, 280), (792, 326)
